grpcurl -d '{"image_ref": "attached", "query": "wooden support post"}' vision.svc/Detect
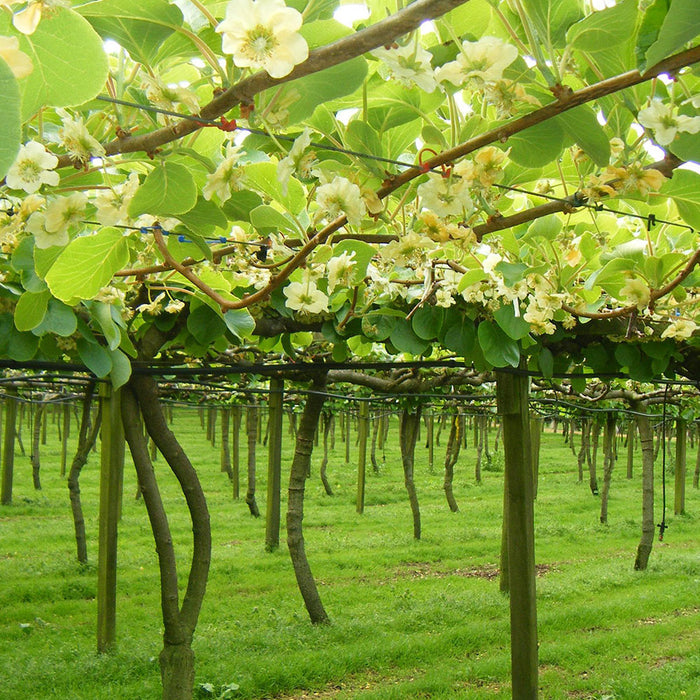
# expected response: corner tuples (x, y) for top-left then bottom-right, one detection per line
(265, 378), (284, 552)
(231, 405), (241, 500)
(97, 385), (124, 653)
(496, 370), (538, 700)
(1, 389), (17, 505)
(674, 417), (687, 515)
(356, 402), (368, 515)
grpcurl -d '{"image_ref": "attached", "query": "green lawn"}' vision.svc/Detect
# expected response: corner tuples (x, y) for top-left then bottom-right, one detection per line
(1, 405), (698, 699)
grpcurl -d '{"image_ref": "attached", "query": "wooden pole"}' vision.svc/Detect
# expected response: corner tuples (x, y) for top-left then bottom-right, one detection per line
(1, 389), (17, 506)
(496, 370), (538, 699)
(60, 401), (71, 477)
(265, 378), (284, 552)
(356, 402), (368, 514)
(97, 385), (125, 653)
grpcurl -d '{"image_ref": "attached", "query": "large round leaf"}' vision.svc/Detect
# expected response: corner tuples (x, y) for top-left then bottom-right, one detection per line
(17, 8), (109, 119)
(128, 161), (198, 218)
(0, 58), (21, 179)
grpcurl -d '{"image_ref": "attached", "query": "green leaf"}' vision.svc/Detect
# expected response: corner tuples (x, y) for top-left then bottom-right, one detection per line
(187, 304), (226, 345)
(411, 305), (444, 340)
(15, 8), (109, 119)
(442, 319), (476, 357)
(128, 161), (198, 218)
(508, 120), (565, 167)
(361, 310), (398, 341)
(495, 262), (529, 287)
(176, 197), (227, 236)
(282, 57), (368, 125)
(33, 299), (77, 337)
(636, 0), (671, 70)
(46, 228), (130, 303)
(90, 301), (121, 351)
(345, 121), (384, 176)
(250, 205), (299, 235)
(494, 304), (531, 340)
(525, 216), (562, 241)
(80, 0), (184, 65)
(77, 338), (112, 378)
(556, 105), (611, 167)
(538, 347), (554, 378)
(567, 0), (638, 53)
(14, 290), (50, 332)
(245, 162), (306, 215)
(224, 309), (256, 340)
(520, 0), (584, 47)
(389, 319), (429, 355)
(108, 347), (131, 389)
(660, 169), (700, 230)
(0, 58), (20, 180)
(644, 0), (700, 68)
(477, 321), (520, 368)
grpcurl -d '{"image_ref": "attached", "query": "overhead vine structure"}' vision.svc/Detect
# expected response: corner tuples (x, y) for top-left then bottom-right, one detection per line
(0, 0), (699, 697)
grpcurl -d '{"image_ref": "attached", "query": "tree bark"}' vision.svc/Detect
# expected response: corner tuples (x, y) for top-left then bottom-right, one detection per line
(694, 424), (699, 490)
(599, 413), (616, 524)
(286, 376), (330, 625)
(475, 414), (484, 483)
(443, 412), (461, 513)
(674, 417), (686, 515)
(626, 421), (635, 479)
(245, 404), (260, 517)
(30, 403), (45, 490)
(68, 382), (102, 564)
(577, 418), (589, 483)
(60, 402), (71, 477)
(400, 406), (422, 540)
(220, 408), (232, 478)
(319, 411), (333, 496)
(634, 405), (655, 571)
(356, 401), (368, 514)
(231, 405), (241, 499)
(265, 378), (284, 552)
(370, 413), (381, 473)
(589, 419), (600, 495)
(125, 374), (212, 700)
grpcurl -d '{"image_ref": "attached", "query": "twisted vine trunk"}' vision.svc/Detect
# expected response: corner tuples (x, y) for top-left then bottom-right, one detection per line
(400, 407), (422, 540)
(245, 404), (260, 517)
(319, 411), (333, 496)
(600, 413), (616, 524)
(287, 377), (329, 624)
(68, 382), (102, 564)
(443, 413), (461, 513)
(634, 405), (655, 571)
(122, 375), (211, 700)
(589, 419), (600, 495)
(31, 403), (45, 490)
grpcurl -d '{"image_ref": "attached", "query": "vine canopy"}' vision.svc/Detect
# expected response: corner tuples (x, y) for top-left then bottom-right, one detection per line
(0, 0), (698, 385)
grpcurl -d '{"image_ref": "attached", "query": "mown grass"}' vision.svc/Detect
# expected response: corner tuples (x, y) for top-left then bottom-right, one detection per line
(0, 405), (698, 699)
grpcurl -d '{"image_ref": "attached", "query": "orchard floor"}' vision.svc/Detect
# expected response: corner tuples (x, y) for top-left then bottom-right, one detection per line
(1, 406), (699, 699)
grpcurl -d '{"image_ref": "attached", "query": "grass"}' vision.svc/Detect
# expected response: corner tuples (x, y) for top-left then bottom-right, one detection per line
(0, 405), (698, 699)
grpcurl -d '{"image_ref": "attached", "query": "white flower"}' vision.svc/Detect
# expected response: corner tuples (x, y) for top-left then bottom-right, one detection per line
(94, 173), (139, 226)
(660, 318), (696, 340)
(203, 143), (245, 202)
(26, 211), (69, 249)
(482, 252), (502, 274)
(372, 41), (437, 93)
(436, 37), (518, 87)
(327, 251), (356, 292)
(12, 1), (42, 35)
(637, 100), (700, 146)
(283, 279), (329, 314)
(277, 128), (313, 194)
(417, 172), (474, 219)
(141, 73), (199, 114)
(315, 176), (366, 228)
(216, 0), (308, 79)
(5, 140), (59, 193)
(0, 35), (32, 78)
(164, 298), (185, 314)
(619, 278), (650, 310)
(43, 192), (87, 233)
(57, 108), (105, 164)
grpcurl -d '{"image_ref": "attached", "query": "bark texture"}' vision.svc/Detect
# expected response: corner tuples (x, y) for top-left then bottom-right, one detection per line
(443, 413), (461, 513)
(68, 383), (101, 564)
(400, 407), (422, 540)
(286, 377), (330, 625)
(634, 406), (655, 571)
